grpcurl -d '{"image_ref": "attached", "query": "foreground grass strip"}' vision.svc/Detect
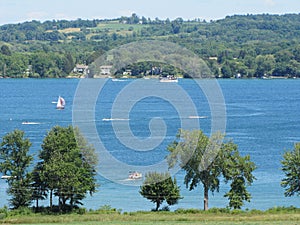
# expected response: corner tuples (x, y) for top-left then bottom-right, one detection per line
(5, 221), (300, 225)
(1, 211), (300, 225)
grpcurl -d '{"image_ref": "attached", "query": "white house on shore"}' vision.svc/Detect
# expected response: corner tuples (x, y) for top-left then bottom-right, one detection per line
(73, 64), (89, 75)
(100, 65), (112, 75)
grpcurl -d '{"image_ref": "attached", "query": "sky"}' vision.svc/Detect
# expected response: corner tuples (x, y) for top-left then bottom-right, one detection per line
(0, 0), (300, 25)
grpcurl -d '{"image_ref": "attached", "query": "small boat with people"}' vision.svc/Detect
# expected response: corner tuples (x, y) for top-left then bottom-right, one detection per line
(128, 171), (142, 180)
(159, 75), (178, 83)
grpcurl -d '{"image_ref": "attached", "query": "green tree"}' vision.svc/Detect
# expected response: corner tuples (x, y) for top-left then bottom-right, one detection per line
(222, 142), (256, 209)
(255, 55), (275, 77)
(63, 53), (75, 74)
(0, 130), (33, 209)
(37, 126), (98, 212)
(281, 143), (300, 197)
(167, 129), (256, 210)
(221, 63), (233, 78)
(140, 172), (181, 211)
(31, 162), (48, 210)
(171, 21), (181, 34)
(30, 53), (54, 78)
(0, 45), (12, 56)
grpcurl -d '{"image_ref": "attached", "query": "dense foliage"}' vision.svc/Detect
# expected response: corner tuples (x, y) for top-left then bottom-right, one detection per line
(281, 143), (300, 197)
(140, 172), (181, 211)
(0, 130), (33, 209)
(1, 13), (300, 78)
(167, 129), (256, 210)
(36, 126), (98, 212)
(0, 126), (98, 212)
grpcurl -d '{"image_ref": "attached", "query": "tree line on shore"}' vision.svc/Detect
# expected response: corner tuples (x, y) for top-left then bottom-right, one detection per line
(0, 126), (299, 213)
(1, 14), (300, 78)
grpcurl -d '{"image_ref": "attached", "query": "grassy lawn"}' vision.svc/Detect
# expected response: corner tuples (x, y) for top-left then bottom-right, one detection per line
(1, 210), (300, 225)
(58, 28), (81, 34)
(90, 21), (149, 35)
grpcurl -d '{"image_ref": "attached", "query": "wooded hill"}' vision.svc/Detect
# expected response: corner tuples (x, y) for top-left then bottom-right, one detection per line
(1, 13), (300, 78)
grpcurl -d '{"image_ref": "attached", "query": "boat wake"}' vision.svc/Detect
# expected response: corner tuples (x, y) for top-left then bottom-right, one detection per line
(188, 116), (208, 119)
(112, 79), (128, 82)
(102, 118), (130, 121)
(22, 121), (41, 125)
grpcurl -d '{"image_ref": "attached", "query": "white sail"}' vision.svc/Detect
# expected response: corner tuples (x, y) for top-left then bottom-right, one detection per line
(56, 96), (65, 109)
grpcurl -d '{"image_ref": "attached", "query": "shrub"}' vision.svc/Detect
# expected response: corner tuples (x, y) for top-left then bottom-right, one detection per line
(249, 209), (263, 215)
(175, 208), (202, 214)
(205, 207), (230, 214)
(90, 205), (120, 214)
(75, 208), (86, 215)
(8, 207), (33, 216)
(266, 206), (299, 213)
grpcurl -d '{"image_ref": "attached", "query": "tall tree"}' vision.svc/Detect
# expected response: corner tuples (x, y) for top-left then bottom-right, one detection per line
(37, 126), (98, 212)
(31, 162), (48, 210)
(63, 53), (75, 74)
(222, 142), (256, 209)
(0, 130), (33, 209)
(281, 143), (300, 197)
(167, 129), (256, 210)
(140, 172), (181, 211)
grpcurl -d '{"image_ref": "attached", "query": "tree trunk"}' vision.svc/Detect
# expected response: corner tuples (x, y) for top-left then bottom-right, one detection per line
(70, 197), (74, 211)
(156, 200), (160, 211)
(59, 197), (61, 212)
(50, 189), (53, 210)
(204, 185), (209, 211)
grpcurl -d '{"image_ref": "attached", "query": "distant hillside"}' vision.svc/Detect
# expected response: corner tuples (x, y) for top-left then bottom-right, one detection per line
(1, 13), (300, 78)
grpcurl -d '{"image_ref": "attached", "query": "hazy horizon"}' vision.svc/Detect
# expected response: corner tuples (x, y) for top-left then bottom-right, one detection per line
(0, 0), (300, 25)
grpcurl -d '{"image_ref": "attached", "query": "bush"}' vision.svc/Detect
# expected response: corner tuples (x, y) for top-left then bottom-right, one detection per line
(249, 209), (263, 215)
(151, 206), (170, 212)
(0, 206), (8, 213)
(161, 206), (170, 211)
(0, 206), (8, 219)
(207, 207), (231, 214)
(89, 205), (121, 214)
(0, 213), (6, 220)
(230, 209), (243, 214)
(266, 206), (299, 213)
(8, 207), (33, 216)
(175, 208), (202, 214)
(74, 208), (86, 215)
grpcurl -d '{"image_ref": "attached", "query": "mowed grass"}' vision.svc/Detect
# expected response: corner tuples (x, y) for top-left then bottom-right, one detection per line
(58, 28), (81, 34)
(1, 210), (300, 225)
(91, 21), (148, 35)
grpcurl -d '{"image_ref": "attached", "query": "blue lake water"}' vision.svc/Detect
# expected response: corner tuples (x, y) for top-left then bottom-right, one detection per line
(0, 78), (299, 211)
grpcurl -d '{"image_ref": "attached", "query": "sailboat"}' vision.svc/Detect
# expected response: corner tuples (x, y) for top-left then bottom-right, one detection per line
(56, 96), (65, 110)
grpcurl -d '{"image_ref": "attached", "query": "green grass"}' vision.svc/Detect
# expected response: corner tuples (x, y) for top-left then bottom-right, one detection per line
(97, 222), (295, 225)
(90, 21), (149, 35)
(1, 207), (300, 225)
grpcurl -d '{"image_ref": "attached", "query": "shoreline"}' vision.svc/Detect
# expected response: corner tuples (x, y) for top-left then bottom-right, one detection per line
(0, 76), (298, 80)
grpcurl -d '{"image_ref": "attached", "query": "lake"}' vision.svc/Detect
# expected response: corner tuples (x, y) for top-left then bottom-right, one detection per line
(0, 78), (299, 211)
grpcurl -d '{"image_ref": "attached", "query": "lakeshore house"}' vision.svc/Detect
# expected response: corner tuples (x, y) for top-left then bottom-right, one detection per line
(73, 64), (89, 75)
(92, 65), (113, 78)
(100, 65), (112, 75)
